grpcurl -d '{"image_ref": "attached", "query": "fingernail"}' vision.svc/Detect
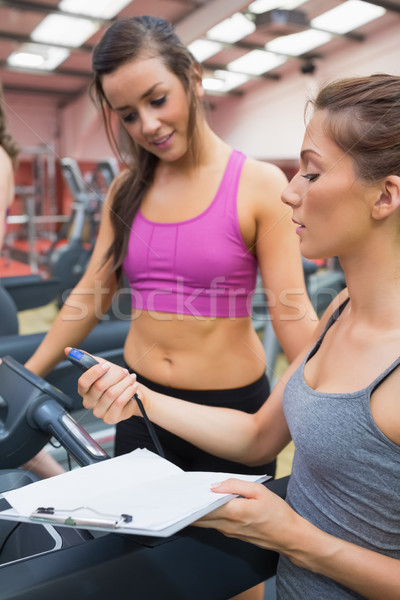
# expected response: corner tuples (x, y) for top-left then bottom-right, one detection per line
(130, 373), (137, 380)
(211, 482), (222, 489)
(101, 362), (111, 370)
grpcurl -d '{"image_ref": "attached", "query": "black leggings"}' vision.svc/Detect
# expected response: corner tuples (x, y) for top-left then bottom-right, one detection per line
(115, 371), (276, 478)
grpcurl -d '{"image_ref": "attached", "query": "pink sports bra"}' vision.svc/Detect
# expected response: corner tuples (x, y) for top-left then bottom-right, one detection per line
(123, 150), (258, 318)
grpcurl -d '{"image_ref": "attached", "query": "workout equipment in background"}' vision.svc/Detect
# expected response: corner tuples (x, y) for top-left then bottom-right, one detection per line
(4, 144), (59, 274)
(46, 157), (119, 305)
(0, 356), (108, 469)
(1, 274), (60, 313)
(3, 156), (119, 309)
(0, 356), (286, 600)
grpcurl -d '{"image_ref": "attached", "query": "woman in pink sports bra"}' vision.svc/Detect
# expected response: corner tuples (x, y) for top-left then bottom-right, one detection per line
(26, 17), (316, 597)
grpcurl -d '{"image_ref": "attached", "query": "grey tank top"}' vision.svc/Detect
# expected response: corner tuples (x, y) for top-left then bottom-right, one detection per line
(278, 299), (400, 599)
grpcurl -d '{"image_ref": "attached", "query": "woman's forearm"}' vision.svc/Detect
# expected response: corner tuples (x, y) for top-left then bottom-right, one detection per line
(286, 516), (400, 600)
(145, 386), (260, 464)
(142, 382), (290, 465)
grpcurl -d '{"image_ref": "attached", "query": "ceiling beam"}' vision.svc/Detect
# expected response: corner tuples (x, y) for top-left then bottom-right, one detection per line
(2, 83), (83, 98)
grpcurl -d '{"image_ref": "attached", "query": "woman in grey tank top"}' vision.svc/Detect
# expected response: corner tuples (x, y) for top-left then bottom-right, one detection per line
(77, 75), (400, 600)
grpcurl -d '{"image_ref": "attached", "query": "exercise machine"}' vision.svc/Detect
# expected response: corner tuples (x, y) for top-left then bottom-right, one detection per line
(1, 274), (61, 312)
(0, 356), (285, 599)
(44, 157), (120, 305)
(46, 158), (103, 304)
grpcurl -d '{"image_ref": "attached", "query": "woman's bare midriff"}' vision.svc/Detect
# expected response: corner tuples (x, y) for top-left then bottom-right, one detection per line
(123, 310), (266, 390)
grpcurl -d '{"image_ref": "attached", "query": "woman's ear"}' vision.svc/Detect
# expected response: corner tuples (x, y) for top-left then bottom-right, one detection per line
(192, 63), (205, 99)
(372, 176), (400, 220)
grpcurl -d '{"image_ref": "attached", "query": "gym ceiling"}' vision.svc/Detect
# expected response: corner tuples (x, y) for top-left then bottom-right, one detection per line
(0, 0), (398, 107)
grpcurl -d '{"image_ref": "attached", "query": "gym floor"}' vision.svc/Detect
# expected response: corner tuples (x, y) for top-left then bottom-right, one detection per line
(19, 302), (293, 600)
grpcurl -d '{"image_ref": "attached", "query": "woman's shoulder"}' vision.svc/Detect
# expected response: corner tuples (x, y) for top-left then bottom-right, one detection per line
(238, 155), (288, 217)
(242, 155), (288, 189)
(241, 156), (288, 203)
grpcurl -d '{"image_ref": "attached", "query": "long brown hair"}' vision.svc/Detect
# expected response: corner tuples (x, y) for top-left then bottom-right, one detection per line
(90, 16), (203, 281)
(310, 74), (400, 182)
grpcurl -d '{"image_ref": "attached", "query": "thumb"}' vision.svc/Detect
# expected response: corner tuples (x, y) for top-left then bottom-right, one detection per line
(211, 477), (262, 500)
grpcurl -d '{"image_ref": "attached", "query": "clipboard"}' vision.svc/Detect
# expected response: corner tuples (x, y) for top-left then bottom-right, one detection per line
(0, 449), (269, 537)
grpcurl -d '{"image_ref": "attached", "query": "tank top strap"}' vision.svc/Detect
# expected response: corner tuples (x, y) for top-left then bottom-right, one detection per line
(213, 149), (246, 216)
(307, 297), (350, 362)
(368, 355), (400, 393)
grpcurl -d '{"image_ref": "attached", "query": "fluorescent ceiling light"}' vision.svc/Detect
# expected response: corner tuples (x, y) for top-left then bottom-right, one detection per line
(228, 50), (286, 75)
(8, 52), (45, 69)
(203, 70), (249, 92)
(248, 0), (306, 13)
(59, 0), (132, 19)
(311, 0), (385, 34)
(267, 29), (332, 55)
(202, 77), (226, 92)
(188, 39), (223, 62)
(31, 14), (99, 47)
(7, 43), (70, 70)
(206, 13), (256, 43)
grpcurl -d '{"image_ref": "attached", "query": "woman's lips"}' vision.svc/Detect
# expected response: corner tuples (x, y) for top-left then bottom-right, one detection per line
(153, 132), (174, 148)
(292, 218), (305, 234)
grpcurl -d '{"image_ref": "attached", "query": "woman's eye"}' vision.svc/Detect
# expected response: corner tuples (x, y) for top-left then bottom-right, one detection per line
(151, 96), (166, 107)
(122, 112), (138, 124)
(301, 173), (319, 182)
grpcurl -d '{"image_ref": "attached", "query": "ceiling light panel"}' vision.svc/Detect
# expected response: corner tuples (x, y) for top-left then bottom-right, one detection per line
(202, 77), (226, 92)
(59, 0), (132, 19)
(228, 50), (286, 75)
(267, 29), (332, 56)
(188, 39), (223, 62)
(31, 14), (99, 47)
(248, 0), (306, 13)
(311, 1), (386, 34)
(203, 70), (250, 92)
(7, 43), (70, 70)
(206, 13), (256, 43)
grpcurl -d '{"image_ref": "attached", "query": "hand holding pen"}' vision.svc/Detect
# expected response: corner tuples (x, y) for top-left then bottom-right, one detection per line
(65, 348), (164, 457)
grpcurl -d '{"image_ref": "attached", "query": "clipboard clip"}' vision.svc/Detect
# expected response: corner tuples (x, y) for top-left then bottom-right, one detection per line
(31, 506), (133, 529)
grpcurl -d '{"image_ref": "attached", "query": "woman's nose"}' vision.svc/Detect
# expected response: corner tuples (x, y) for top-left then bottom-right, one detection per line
(281, 173), (302, 208)
(141, 111), (160, 135)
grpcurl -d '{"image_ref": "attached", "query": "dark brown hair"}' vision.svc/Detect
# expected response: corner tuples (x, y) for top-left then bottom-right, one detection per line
(90, 16), (203, 280)
(310, 74), (400, 182)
